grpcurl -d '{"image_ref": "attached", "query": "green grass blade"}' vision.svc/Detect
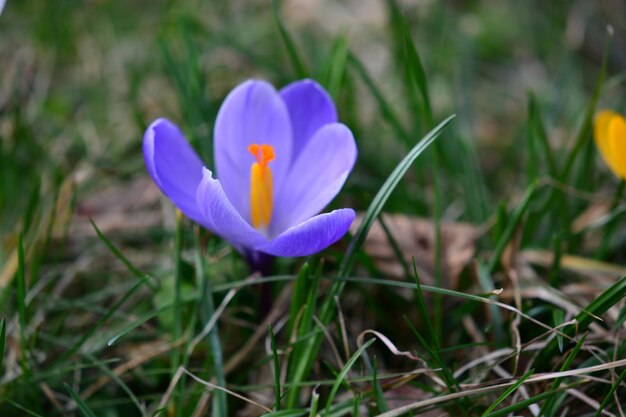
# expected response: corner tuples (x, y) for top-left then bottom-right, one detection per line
(400, 12), (433, 128)
(16, 233), (28, 375)
(261, 410), (307, 417)
(308, 389), (319, 417)
(285, 263), (321, 408)
(540, 333), (587, 417)
(528, 94), (558, 177)
(538, 275), (626, 365)
(88, 218), (152, 284)
(322, 34), (349, 100)
(560, 27), (612, 181)
(432, 169), (443, 344)
(596, 180), (626, 259)
(272, 0), (307, 78)
(549, 233), (563, 288)
(352, 393), (360, 416)
(372, 355), (389, 413)
(284, 117), (453, 408)
(286, 263), (310, 338)
(476, 261), (504, 344)
(348, 53), (412, 146)
(57, 220), (151, 362)
(269, 322), (282, 411)
(2, 398), (45, 417)
(403, 316), (458, 392)
(194, 230), (227, 417)
(593, 365), (626, 417)
(21, 177), (40, 236)
(0, 318), (5, 374)
(65, 383), (98, 417)
(576, 275), (626, 330)
(488, 181), (539, 274)
(107, 291), (199, 347)
(377, 216), (411, 278)
(172, 214), (183, 417)
(339, 115), (455, 278)
(83, 351), (147, 416)
(481, 369), (534, 416)
(411, 260), (440, 353)
(483, 382), (585, 417)
(552, 309), (565, 353)
(526, 99), (540, 183)
(323, 338), (376, 416)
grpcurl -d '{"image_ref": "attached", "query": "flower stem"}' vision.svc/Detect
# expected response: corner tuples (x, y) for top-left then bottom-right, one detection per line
(244, 250), (275, 316)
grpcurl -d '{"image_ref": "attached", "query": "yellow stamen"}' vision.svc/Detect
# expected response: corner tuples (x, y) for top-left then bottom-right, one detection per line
(248, 143), (275, 229)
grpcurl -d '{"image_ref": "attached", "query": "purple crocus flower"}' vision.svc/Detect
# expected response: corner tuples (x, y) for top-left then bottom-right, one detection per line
(143, 79), (357, 271)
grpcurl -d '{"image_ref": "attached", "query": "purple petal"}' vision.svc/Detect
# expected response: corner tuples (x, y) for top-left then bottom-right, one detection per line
(143, 118), (207, 226)
(257, 209), (355, 257)
(271, 123), (357, 235)
(196, 168), (267, 248)
(214, 80), (293, 223)
(280, 79), (337, 161)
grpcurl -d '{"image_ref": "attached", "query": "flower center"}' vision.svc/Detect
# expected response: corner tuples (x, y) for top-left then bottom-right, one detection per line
(248, 143), (275, 230)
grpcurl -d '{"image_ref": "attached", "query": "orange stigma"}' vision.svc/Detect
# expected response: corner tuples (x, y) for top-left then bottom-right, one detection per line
(248, 144), (275, 229)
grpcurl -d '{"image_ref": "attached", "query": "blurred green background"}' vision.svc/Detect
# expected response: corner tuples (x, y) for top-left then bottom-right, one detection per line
(1, 0), (626, 416)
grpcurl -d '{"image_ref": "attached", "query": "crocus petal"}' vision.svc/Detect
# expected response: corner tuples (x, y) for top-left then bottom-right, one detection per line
(214, 80), (293, 223)
(594, 110), (622, 176)
(196, 167), (267, 248)
(607, 115), (626, 180)
(280, 79), (337, 161)
(271, 123), (357, 235)
(257, 209), (355, 257)
(143, 118), (207, 225)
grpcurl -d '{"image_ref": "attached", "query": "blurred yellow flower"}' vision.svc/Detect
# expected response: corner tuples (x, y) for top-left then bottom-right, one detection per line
(594, 110), (626, 179)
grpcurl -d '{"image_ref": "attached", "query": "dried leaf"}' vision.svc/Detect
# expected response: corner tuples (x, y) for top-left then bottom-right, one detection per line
(70, 177), (162, 237)
(351, 213), (480, 288)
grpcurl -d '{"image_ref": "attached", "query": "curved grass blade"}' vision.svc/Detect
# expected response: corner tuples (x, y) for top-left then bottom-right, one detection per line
(323, 338), (376, 416)
(482, 382), (585, 417)
(538, 275), (626, 365)
(57, 220), (151, 362)
(487, 181), (539, 274)
(540, 333), (588, 417)
(481, 369), (534, 416)
(348, 53), (412, 146)
(400, 12), (433, 128)
(0, 318), (5, 374)
(339, 114), (455, 278)
(377, 216), (411, 278)
(284, 116), (454, 409)
(576, 275), (626, 330)
(2, 398), (44, 417)
(408, 261), (459, 391)
(560, 26), (612, 180)
(89, 218), (149, 282)
(65, 383), (98, 417)
(272, 0), (307, 78)
(593, 365), (626, 417)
